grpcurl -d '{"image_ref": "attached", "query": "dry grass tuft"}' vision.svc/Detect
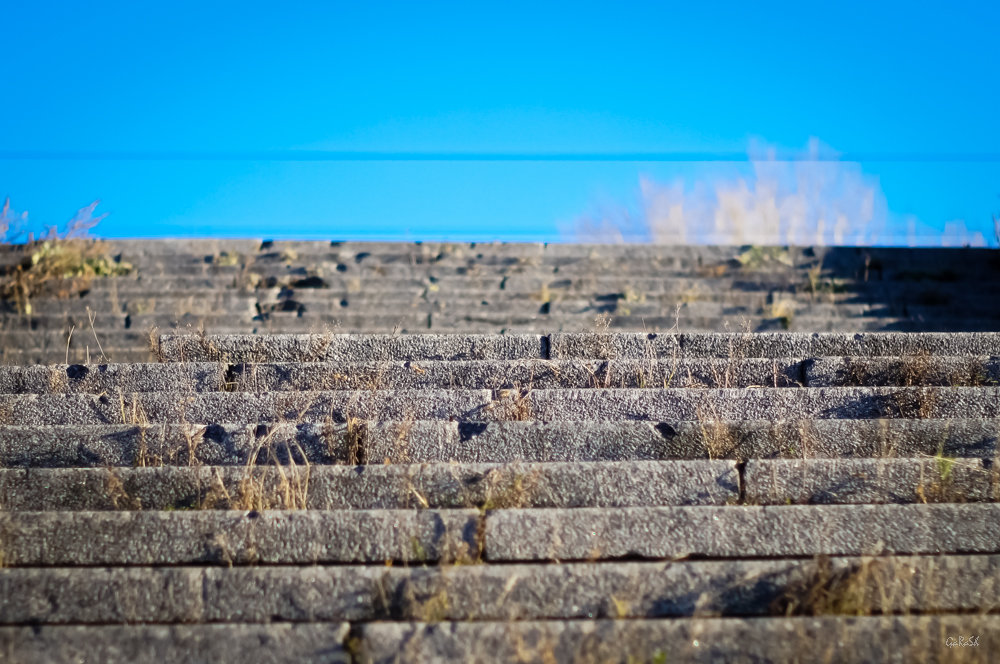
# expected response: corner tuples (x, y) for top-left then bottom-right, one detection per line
(900, 349), (933, 387)
(0, 200), (131, 315)
(773, 555), (899, 617)
(480, 466), (541, 511)
(487, 387), (535, 422)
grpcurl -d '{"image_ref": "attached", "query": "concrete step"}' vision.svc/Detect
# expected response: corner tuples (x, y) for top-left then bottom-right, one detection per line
(744, 458), (999, 504)
(0, 358), (802, 393)
(0, 362), (225, 393)
(88, 238), (1000, 267)
(1, 418), (995, 467)
(354, 615), (1000, 664)
(158, 333), (547, 361)
(0, 509), (480, 565)
(0, 461), (739, 510)
(1, 458), (993, 512)
(1, 615), (992, 664)
(13, 297), (1000, 323)
(549, 331), (1000, 359)
(0, 348), (157, 366)
(10, 281), (989, 314)
(45, 270), (1000, 296)
(805, 355), (1000, 386)
(7, 355), (995, 394)
(0, 329), (158, 355)
(485, 503), (1000, 561)
(0, 556), (994, 623)
(0, 624), (350, 664)
(157, 332), (1000, 362)
(4, 386), (999, 426)
(4, 313), (999, 347)
(0, 504), (996, 566)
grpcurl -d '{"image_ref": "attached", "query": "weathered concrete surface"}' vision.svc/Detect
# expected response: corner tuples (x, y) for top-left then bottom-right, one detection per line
(223, 358), (804, 391)
(4, 386), (999, 425)
(0, 422), (377, 466)
(1, 556), (995, 623)
(519, 386), (1000, 421)
(0, 623), (351, 664)
(35, 300), (986, 330)
(158, 333), (547, 362)
(0, 389), (494, 425)
(0, 510), (479, 565)
(158, 332), (1000, 363)
(0, 362), (224, 393)
(485, 504), (1000, 560)
(0, 461), (738, 510)
(401, 418), (1000, 462)
(745, 458), (1000, 504)
(551, 332), (1000, 359)
(805, 355), (1000, 387)
(2, 418), (996, 467)
(355, 615), (1000, 664)
(0, 347), (158, 366)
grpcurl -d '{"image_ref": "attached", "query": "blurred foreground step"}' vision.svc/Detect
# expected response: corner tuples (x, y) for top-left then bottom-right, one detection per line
(1, 556), (997, 623)
(0, 509), (480, 565)
(1, 418), (997, 467)
(0, 348), (158, 366)
(354, 615), (1000, 664)
(0, 624), (350, 664)
(18, 297), (1000, 323)
(0, 460), (739, 511)
(484, 504), (1000, 561)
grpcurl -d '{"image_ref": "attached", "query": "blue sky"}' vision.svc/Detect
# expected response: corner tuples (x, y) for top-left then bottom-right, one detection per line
(2, 1), (998, 244)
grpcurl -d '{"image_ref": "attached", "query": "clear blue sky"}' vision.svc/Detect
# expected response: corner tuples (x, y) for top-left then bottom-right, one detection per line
(2, 1), (998, 244)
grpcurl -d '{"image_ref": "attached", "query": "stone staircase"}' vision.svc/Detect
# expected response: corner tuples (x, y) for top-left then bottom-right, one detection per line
(3, 240), (1000, 365)
(0, 240), (998, 662)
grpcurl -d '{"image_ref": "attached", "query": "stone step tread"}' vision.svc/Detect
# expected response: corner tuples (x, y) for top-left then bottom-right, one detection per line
(744, 458), (1000, 504)
(0, 556), (995, 623)
(0, 616), (994, 663)
(108, 264), (1000, 289)
(0, 349), (158, 366)
(0, 509), (480, 565)
(11, 307), (975, 331)
(0, 624), (349, 664)
(10, 299), (999, 324)
(1, 504), (996, 565)
(2, 458), (996, 511)
(4, 356), (1000, 394)
(14, 319), (1000, 360)
(485, 503), (1000, 561)
(355, 615), (1000, 663)
(12, 281), (985, 302)
(550, 331), (1000, 359)
(28, 273), (1000, 297)
(155, 332), (1000, 362)
(156, 333), (548, 361)
(0, 461), (739, 511)
(8, 321), (1000, 358)
(3, 386), (998, 425)
(2, 418), (995, 467)
(13, 237), (997, 259)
